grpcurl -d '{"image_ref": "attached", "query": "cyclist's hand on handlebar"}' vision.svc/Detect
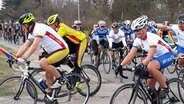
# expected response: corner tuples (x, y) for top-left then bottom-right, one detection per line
(17, 58), (27, 65)
(115, 65), (128, 79)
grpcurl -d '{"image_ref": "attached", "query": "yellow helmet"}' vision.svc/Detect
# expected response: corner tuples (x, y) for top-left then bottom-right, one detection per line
(47, 14), (60, 25)
(19, 13), (35, 25)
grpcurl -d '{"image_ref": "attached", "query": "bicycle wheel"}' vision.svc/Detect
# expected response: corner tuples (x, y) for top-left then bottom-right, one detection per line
(178, 70), (184, 102)
(102, 50), (112, 74)
(0, 76), (37, 104)
(58, 73), (89, 104)
(179, 69), (184, 83)
(110, 83), (147, 104)
(81, 64), (102, 96)
(162, 78), (184, 103)
(29, 68), (45, 102)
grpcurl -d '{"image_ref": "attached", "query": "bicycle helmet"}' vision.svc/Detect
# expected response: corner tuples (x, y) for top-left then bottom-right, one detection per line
(163, 21), (170, 26)
(74, 20), (81, 25)
(148, 21), (156, 26)
(98, 20), (106, 27)
(131, 16), (148, 31)
(111, 22), (119, 28)
(47, 14), (60, 25)
(177, 14), (184, 23)
(19, 13), (35, 25)
(124, 20), (131, 26)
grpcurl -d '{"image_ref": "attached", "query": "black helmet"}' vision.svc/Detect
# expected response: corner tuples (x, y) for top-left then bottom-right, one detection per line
(111, 22), (119, 28)
(163, 21), (170, 26)
(177, 14), (184, 23)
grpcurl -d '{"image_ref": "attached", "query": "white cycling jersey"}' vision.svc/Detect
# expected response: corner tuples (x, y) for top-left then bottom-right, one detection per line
(171, 25), (184, 47)
(27, 23), (68, 54)
(108, 29), (127, 48)
(133, 32), (172, 57)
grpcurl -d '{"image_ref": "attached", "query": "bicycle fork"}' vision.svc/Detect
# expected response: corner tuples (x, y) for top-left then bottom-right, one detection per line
(14, 77), (27, 100)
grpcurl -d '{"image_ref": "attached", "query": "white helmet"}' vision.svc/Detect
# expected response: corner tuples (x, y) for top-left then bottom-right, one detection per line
(98, 20), (106, 27)
(124, 20), (131, 26)
(74, 20), (81, 25)
(148, 21), (156, 26)
(131, 16), (148, 31)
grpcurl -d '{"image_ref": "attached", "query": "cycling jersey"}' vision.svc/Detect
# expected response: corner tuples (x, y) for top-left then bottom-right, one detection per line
(27, 23), (68, 54)
(57, 23), (86, 44)
(157, 29), (175, 43)
(92, 27), (109, 41)
(108, 29), (127, 48)
(133, 32), (172, 57)
(120, 26), (133, 37)
(147, 25), (157, 34)
(171, 25), (184, 47)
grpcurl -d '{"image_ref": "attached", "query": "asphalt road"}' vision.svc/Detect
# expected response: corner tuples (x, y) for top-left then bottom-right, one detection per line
(0, 37), (181, 104)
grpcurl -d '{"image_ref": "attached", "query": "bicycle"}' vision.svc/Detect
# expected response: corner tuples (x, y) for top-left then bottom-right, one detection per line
(110, 67), (184, 104)
(0, 48), (90, 104)
(90, 43), (112, 74)
(32, 54), (102, 97)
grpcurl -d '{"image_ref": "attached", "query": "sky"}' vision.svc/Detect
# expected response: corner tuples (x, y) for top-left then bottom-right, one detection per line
(0, 0), (2, 9)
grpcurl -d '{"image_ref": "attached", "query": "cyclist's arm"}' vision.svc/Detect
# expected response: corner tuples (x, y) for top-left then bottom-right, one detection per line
(22, 36), (42, 59)
(157, 24), (172, 31)
(120, 47), (137, 66)
(142, 47), (156, 65)
(16, 39), (32, 58)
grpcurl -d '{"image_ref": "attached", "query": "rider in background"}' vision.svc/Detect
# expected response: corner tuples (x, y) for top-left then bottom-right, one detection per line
(120, 20), (135, 41)
(157, 21), (175, 45)
(16, 13), (69, 96)
(47, 14), (87, 74)
(117, 15), (174, 99)
(91, 20), (109, 67)
(108, 22), (127, 66)
(72, 20), (82, 31)
(157, 14), (184, 58)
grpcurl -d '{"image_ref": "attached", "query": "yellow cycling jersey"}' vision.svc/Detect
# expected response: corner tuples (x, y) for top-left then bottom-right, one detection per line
(157, 29), (174, 43)
(57, 23), (86, 44)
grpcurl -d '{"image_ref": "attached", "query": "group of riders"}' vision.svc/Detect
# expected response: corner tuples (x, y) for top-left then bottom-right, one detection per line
(1, 13), (184, 103)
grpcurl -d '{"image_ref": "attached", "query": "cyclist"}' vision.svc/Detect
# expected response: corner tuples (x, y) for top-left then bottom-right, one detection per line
(157, 14), (184, 57)
(47, 14), (87, 74)
(120, 20), (135, 41)
(157, 21), (175, 45)
(16, 13), (69, 95)
(108, 22), (127, 66)
(117, 16), (174, 99)
(91, 20), (109, 67)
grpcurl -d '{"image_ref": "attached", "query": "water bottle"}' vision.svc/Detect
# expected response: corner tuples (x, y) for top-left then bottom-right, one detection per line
(38, 78), (48, 90)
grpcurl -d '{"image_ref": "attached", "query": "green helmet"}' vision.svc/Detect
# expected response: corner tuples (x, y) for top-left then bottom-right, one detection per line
(19, 13), (35, 25)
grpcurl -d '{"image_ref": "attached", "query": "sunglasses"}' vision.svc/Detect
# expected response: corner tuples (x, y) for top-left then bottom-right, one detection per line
(134, 29), (142, 32)
(177, 20), (184, 24)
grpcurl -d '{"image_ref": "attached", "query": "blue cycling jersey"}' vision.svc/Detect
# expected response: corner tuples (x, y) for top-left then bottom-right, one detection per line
(120, 26), (133, 36)
(147, 25), (157, 34)
(92, 27), (109, 41)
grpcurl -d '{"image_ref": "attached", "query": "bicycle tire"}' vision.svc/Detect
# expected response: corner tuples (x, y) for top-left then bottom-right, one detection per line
(166, 65), (176, 74)
(178, 70), (184, 102)
(58, 72), (89, 104)
(161, 78), (184, 103)
(110, 83), (147, 104)
(0, 76), (37, 104)
(102, 50), (112, 74)
(81, 64), (102, 96)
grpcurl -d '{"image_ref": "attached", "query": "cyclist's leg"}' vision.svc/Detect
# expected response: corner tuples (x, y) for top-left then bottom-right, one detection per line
(39, 48), (69, 90)
(73, 38), (87, 73)
(147, 52), (174, 98)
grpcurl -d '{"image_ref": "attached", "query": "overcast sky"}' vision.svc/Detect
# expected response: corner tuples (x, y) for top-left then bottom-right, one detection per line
(0, 0), (2, 9)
